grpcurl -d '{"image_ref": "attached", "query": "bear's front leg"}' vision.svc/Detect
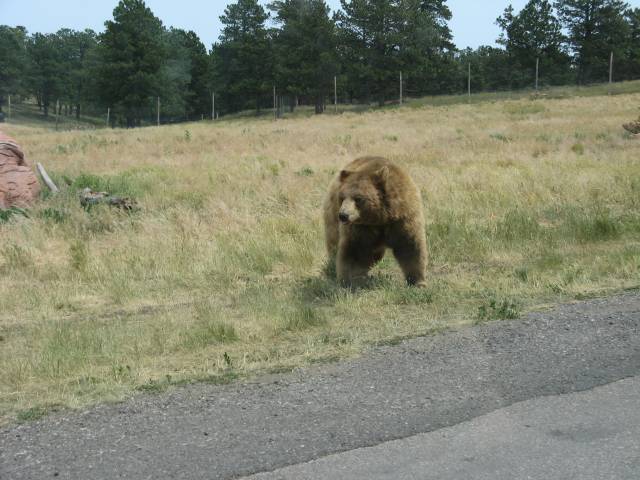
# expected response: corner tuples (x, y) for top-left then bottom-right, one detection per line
(336, 252), (371, 287)
(336, 226), (385, 287)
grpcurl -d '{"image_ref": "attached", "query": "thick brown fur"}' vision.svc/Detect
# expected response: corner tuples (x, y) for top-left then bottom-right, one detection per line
(323, 156), (428, 287)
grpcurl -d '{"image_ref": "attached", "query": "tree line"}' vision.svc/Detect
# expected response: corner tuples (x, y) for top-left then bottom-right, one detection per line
(0, 0), (638, 126)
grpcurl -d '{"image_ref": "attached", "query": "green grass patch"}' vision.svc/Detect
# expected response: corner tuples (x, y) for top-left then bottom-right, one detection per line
(16, 406), (52, 423)
(0, 207), (29, 224)
(476, 297), (521, 322)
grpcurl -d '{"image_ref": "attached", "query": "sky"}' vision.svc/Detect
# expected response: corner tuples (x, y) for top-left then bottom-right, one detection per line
(1, 0), (638, 50)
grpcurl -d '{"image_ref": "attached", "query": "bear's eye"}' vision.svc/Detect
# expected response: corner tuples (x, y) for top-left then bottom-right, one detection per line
(338, 193), (345, 202)
(353, 196), (365, 206)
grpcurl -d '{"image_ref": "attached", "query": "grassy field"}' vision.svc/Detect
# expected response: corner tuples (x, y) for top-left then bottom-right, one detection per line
(1, 83), (639, 424)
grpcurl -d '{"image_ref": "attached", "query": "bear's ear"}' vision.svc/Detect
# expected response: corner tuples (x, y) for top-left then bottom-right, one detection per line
(375, 166), (390, 184)
(340, 170), (352, 182)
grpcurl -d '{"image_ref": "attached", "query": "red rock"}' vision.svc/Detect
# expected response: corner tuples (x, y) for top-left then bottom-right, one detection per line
(0, 131), (41, 209)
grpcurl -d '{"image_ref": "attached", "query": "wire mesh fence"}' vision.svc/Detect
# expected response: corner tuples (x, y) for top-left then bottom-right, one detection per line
(2, 52), (639, 129)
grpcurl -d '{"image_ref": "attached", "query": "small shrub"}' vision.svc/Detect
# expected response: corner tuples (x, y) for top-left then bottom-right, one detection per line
(296, 167), (314, 177)
(490, 133), (512, 143)
(571, 143), (585, 155)
(477, 298), (520, 322)
(383, 134), (399, 142)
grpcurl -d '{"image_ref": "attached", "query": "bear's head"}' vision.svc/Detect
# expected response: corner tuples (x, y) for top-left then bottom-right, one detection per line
(337, 167), (389, 225)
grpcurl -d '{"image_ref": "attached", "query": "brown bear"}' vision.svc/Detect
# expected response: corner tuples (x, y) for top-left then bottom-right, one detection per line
(323, 156), (428, 287)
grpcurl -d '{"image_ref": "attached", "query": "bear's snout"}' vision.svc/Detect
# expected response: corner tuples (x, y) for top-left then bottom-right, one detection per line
(339, 212), (350, 224)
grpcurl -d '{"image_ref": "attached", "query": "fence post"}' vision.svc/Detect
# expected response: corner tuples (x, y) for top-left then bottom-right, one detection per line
(7, 95), (11, 119)
(273, 85), (277, 120)
(334, 76), (338, 113)
(106, 107), (110, 127)
(399, 71), (403, 106)
(157, 96), (160, 126)
(609, 51), (614, 93)
(212, 92), (215, 120)
(535, 57), (539, 91)
(468, 63), (471, 101)
(55, 99), (60, 130)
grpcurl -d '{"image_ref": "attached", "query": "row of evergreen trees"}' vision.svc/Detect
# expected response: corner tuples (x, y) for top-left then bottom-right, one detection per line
(0, 0), (639, 126)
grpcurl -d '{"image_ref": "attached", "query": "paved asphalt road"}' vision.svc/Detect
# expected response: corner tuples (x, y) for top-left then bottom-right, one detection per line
(1, 292), (639, 480)
(247, 376), (640, 480)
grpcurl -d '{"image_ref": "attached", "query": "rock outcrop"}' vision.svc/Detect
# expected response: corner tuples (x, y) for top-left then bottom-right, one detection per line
(0, 131), (41, 209)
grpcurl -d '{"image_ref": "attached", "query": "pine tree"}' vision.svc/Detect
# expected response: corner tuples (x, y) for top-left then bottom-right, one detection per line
(269, 0), (339, 114)
(457, 46), (511, 92)
(497, 1), (572, 88)
(336, 0), (456, 104)
(336, 0), (406, 105)
(215, 0), (273, 114)
(26, 33), (65, 117)
(0, 26), (28, 113)
(398, 0), (458, 96)
(554, 0), (630, 83)
(97, 0), (166, 127)
(621, 8), (640, 80)
(55, 29), (98, 118)
(160, 28), (196, 121)
(179, 30), (212, 118)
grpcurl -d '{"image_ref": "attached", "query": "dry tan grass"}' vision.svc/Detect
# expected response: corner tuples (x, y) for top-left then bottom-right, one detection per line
(1, 89), (639, 423)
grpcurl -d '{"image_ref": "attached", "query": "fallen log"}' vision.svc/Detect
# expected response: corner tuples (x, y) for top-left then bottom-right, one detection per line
(622, 119), (640, 136)
(79, 188), (137, 211)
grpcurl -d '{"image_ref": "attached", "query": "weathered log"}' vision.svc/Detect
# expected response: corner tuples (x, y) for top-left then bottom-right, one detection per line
(36, 163), (59, 193)
(79, 188), (137, 211)
(622, 119), (640, 135)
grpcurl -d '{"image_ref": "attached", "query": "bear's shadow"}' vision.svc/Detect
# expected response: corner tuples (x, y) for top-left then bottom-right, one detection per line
(295, 264), (397, 306)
